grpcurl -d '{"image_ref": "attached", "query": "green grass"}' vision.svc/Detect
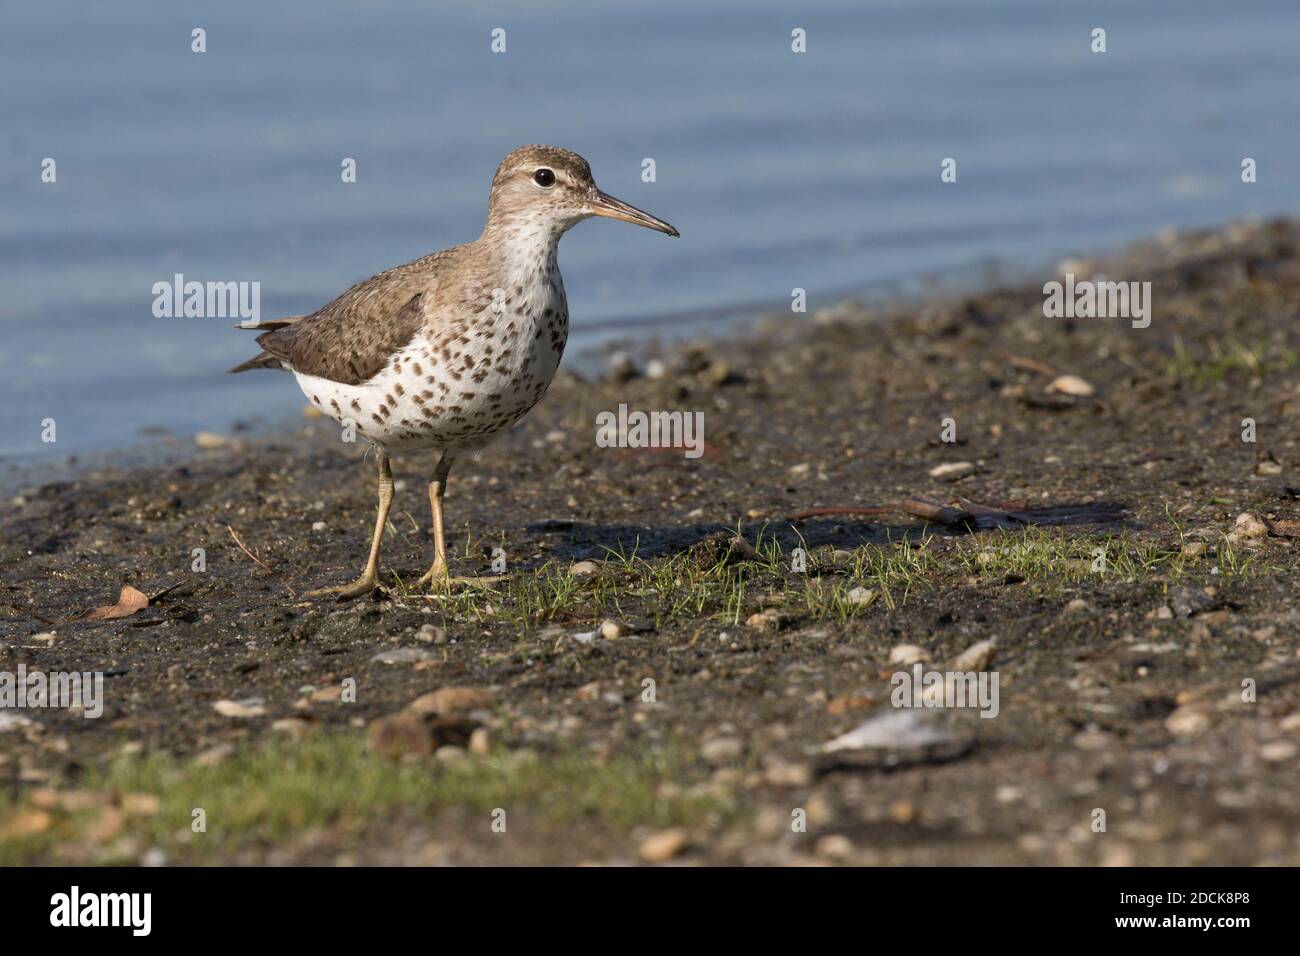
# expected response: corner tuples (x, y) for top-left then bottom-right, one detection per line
(1163, 336), (1300, 387)
(379, 513), (1284, 634)
(0, 733), (729, 865)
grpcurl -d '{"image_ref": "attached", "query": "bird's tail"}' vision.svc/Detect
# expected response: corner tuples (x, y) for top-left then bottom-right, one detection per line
(228, 314), (304, 373)
(228, 352), (283, 374)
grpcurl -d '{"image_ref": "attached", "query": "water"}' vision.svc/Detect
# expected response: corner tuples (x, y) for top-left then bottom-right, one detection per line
(3, 0), (1298, 462)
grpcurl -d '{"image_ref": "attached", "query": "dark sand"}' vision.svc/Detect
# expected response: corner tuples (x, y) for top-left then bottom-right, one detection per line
(3, 218), (1300, 864)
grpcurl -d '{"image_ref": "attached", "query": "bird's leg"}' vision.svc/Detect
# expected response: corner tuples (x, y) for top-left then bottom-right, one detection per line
(416, 454), (499, 589)
(306, 451), (393, 599)
(415, 453), (454, 585)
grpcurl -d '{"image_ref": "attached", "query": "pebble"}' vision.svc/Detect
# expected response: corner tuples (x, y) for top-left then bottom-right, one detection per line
(194, 431), (231, 449)
(599, 619), (622, 640)
(416, 624), (448, 644)
(469, 727), (492, 755)
(371, 647), (436, 665)
(1232, 512), (1270, 540)
(788, 462), (811, 477)
(928, 461), (974, 480)
(639, 828), (689, 863)
(212, 698), (265, 718)
(1064, 598), (1091, 613)
(950, 638), (996, 671)
(846, 586), (876, 606)
(1165, 706), (1211, 736)
(700, 736), (744, 764)
(823, 710), (953, 752)
(888, 644), (930, 666)
(1260, 741), (1297, 762)
(1257, 458), (1283, 476)
(311, 521), (326, 532)
(645, 359), (668, 379)
(435, 745), (468, 765)
(571, 560), (600, 577)
(407, 687), (495, 716)
(1181, 541), (1208, 558)
(1046, 374), (1096, 397)
(815, 834), (853, 860)
(368, 712), (433, 759)
(746, 608), (786, 632)
(271, 717), (314, 739)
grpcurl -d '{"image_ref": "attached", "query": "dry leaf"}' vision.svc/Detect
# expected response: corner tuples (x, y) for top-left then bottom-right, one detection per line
(80, 585), (148, 621)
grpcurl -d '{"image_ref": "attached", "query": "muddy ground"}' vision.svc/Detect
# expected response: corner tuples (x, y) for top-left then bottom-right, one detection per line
(3, 218), (1300, 865)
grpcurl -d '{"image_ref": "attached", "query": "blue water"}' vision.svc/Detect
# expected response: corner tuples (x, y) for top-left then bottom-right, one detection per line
(3, 0), (1298, 460)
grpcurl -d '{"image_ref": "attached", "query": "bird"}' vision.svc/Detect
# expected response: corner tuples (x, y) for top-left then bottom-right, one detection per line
(230, 145), (678, 598)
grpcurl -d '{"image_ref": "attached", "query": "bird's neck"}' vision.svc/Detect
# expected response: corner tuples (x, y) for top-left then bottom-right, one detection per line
(482, 215), (566, 281)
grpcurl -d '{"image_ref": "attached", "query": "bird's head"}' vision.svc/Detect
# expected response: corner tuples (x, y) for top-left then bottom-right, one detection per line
(484, 145), (679, 240)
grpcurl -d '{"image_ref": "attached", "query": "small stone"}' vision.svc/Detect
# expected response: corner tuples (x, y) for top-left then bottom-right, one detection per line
(371, 647), (436, 665)
(645, 359), (668, 379)
(407, 687), (495, 716)
(1149, 605), (1174, 620)
(544, 429), (566, 444)
(416, 623), (447, 644)
(435, 745), (468, 764)
(846, 586), (876, 606)
(311, 521), (327, 532)
(1046, 374), (1095, 397)
(889, 799), (917, 824)
(1181, 541), (1207, 558)
(571, 560), (600, 577)
(815, 834), (854, 859)
(194, 431), (231, 449)
(468, 727), (492, 755)
(1260, 741), (1297, 762)
(608, 352), (639, 383)
(1166, 706), (1211, 736)
(700, 736), (744, 764)
(1256, 458), (1283, 476)
(1064, 598), (1091, 613)
(788, 462), (811, 477)
(1233, 512), (1269, 539)
(212, 698), (265, 718)
(271, 717), (315, 739)
(639, 828), (689, 863)
(762, 760), (813, 787)
(118, 793), (161, 817)
(928, 461), (974, 480)
(367, 712), (433, 759)
(950, 639), (996, 671)
(599, 619), (622, 640)
(1169, 585), (1217, 619)
(194, 743), (236, 767)
(746, 608), (786, 632)
(888, 644), (930, 666)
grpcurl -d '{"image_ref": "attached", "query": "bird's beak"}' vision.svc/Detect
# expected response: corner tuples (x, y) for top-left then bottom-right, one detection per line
(589, 190), (679, 237)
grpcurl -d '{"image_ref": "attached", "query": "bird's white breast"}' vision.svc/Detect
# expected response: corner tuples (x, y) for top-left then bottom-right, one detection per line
(294, 253), (568, 455)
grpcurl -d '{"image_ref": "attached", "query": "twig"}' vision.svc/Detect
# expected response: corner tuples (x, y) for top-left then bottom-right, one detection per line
(227, 525), (297, 597)
(228, 525), (273, 573)
(1007, 354), (1061, 377)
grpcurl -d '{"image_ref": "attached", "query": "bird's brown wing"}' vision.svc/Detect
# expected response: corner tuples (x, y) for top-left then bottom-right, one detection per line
(228, 243), (497, 383)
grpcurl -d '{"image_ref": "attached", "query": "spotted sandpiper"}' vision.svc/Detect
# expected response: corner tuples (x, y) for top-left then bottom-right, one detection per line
(231, 145), (678, 598)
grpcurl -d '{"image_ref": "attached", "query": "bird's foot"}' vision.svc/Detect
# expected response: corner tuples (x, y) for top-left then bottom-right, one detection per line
(304, 573), (382, 600)
(414, 564), (503, 591)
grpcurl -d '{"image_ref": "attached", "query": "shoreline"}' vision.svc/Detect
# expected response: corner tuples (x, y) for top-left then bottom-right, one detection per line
(3, 215), (1300, 865)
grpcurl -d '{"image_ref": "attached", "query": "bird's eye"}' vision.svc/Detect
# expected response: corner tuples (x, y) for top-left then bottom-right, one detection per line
(533, 167), (556, 187)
